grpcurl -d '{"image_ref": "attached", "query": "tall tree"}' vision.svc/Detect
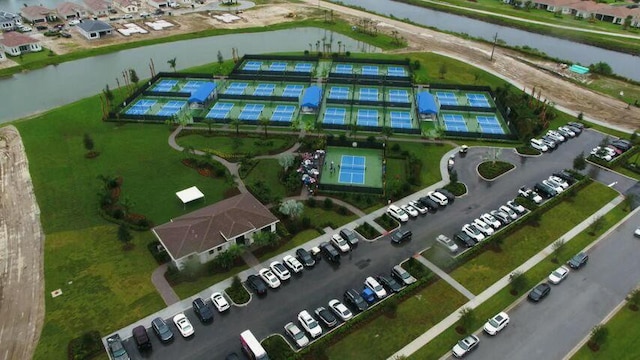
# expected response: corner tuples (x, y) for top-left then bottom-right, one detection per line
(128, 69), (139, 89)
(279, 200), (304, 219)
(167, 57), (177, 72)
(83, 133), (94, 153)
(103, 84), (114, 109)
(217, 51), (224, 65)
(439, 63), (447, 79)
(202, 118), (215, 134)
(259, 116), (270, 138)
(278, 153), (295, 172)
(230, 118), (241, 136)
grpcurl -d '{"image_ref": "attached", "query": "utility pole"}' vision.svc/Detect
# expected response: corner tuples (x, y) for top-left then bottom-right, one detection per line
(490, 32), (498, 61)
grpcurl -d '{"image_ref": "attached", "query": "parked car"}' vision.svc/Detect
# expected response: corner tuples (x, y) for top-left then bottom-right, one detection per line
(480, 213), (502, 228)
(315, 306), (338, 328)
(635, 227), (640, 238)
(418, 196), (439, 211)
(331, 234), (350, 253)
(472, 218), (494, 236)
(192, 297), (214, 323)
(518, 186), (542, 204)
(132, 325), (152, 351)
(309, 246), (321, 260)
(611, 139), (632, 151)
(298, 310), (322, 338)
(365, 276), (387, 299)
(283, 255), (304, 273)
(328, 299), (353, 321)
(436, 188), (456, 203)
(392, 265), (417, 285)
(270, 261), (291, 281)
(528, 283), (551, 302)
(402, 203), (420, 218)
(455, 231), (476, 248)
(59, 31), (71, 38)
(259, 268), (281, 288)
(483, 312), (510, 335)
(541, 136), (557, 150)
(344, 288), (369, 312)
(506, 200), (526, 214)
(151, 317), (174, 343)
(361, 287), (376, 304)
(557, 126), (575, 138)
(543, 179), (564, 193)
(547, 130), (566, 142)
(534, 182), (557, 198)
(173, 313), (195, 337)
(377, 274), (402, 293)
(548, 175), (569, 189)
(107, 334), (130, 360)
(552, 171), (576, 185)
(320, 241), (341, 263)
(548, 265), (570, 284)
(36, 25), (48, 31)
(590, 146), (614, 161)
(568, 121), (585, 129)
(68, 19), (81, 26)
(490, 209), (512, 226)
(530, 138), (548, 152)
(462, 224), (485, 243)
(436, 234), (459, 253)
(296, 248), (315, 267)
(452, 334), (480, 358)
(607, 144), (624, 156)
(284, 322), (309, 348)
(387, 205), (409, 222)
(246, 275), (268, 295)
(499, 205), (518, 220)
(210, 292), (230, 312)
(409, 200), (428, 214)
(123, 14), (134, 19)
(339, 228), (359, 246)
(427, 191), (449, 206)
(18, 25), (32, 32)
(567, 124), (582, 135)
(568, 252), (589, 269)
(391, 229), (412, 244)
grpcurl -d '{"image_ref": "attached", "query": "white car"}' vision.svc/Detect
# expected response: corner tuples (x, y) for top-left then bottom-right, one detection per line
(387, 205), (409, 222)
(409, 201), (428, 215)
(427, 191), (449, 206)
(210, 292), (230, 312)
(462, 224), (485, 242)
(298, 310), (322, 338)
(173, 313), (194, 338)
(530, 138), (548, 152)
(635, 228), (640, 238)
(68, 19), (81, 26)
(328, 299), (353, 321)
(452, 334), (479, 358)
(364, 276), (387, 299)
(258, 268), (281, 289)
(472, 218), (494, 236)
(284, 322), (309, 348)
(18, 25), (32, 32)
(270, 261), (291, 281)
(499, 205), (518, 220)
(436, 234), (459, 253)
(123, 14), (134, 19)
(480, 213), (501, 229)
(548, 265), (570, 284)
(559, 126), (576, 137)
(401, 204), (419, 218)
(330, 234), (350, 253)
(392, 265), (417, 285)
(506, 200), (526, 215)
(549, 176), (569, 189)
(283, 255), (304, 273)
(543, 179), (564, 193)
(518, 186), (542, 204)
(483, 312), (510, 335)
(547, 130), (565, 142)
(591, 146), (614, 161)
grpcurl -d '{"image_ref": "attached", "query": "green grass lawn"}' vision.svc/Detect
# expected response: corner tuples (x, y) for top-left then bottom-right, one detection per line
(257, 229), (323, 262)
(387, 141), (455, 188)
(35, 227), (165, 360)
(304, 206), (358, 229)
(326, 280), (468, 360)
(572, 306), (640, 360)
(172, 262), (249, 300)
(451, 181), (617, 294)
(244, 159), (290, 199)
(175, 133), (297, 160)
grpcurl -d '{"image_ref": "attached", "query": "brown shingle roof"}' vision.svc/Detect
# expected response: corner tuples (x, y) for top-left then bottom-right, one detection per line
(535, 0), (581, 8)
(21, 5), (54, 19)
(0, 32), (39, 47)
(56, 2), (85, 16)
(153, 193), (279, 260)
(83, 0), (109, 12)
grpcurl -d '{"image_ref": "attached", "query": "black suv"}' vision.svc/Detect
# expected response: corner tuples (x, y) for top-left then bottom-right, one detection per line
(377, 274), (402, 293)
(151, 317), (174, 343)
(568, 252), (589, 269)
(528, 283), (551, 302)
(132, 325), (152, 351)
(344, 288), (369, 312)
(553, 171), (576, 185)
(535, 182), (557, 198)
(246, 275), (268, 295)
(418, 196), (439, 212)
(315, 306), (338, 327)
(320, 242), (341, 263)
(455, 231), (475, 248)
(391, 229), (412, 244)
(339, 228), (359, 246)
(296, 248), (315, 267)
(192, 297), (214, 323)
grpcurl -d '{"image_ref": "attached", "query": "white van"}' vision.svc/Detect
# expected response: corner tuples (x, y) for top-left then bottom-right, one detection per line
(240, 330), (269, 360)
(530, 138), (548, 152)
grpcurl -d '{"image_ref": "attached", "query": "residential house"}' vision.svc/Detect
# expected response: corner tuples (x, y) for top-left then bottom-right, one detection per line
(83, 0), (110, 17)
(113, 0), (140, 13)
(0, 11), (22, 31)
(631, 8), (640, 28)
(56, 2), (87, 20)
(21, 6), (57, 24)
(534, 0), (580, 15)
(593, 5), (633, 25)
(152, 193), (280, 270)
(75, 19), (114, 39)
(0, 31), (42, 56)
(570, 1), (606, 20)
(147, 0), (169, 9)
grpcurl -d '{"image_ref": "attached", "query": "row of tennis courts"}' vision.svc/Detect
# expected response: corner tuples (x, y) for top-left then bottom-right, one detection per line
(434, 90), (493, 108)
(124, 99), (187, 116)
(205, 102), (297, 122)
(241, 60), (313, 73)
(333, 64), (407, 77)
(327, 87), (411, 103)
(322, 107), (414, 129)
(441, 112), (506, 134)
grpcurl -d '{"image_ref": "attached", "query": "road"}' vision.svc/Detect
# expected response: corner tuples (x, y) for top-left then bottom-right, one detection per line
(453, 207), (640, 360)
(120, 129), (633, 359)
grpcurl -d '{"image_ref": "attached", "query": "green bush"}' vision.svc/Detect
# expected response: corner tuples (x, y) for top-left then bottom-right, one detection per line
(67, 330), (102, 360)
(374, 214), (399, 231)
(323, 197), (334, 209)
(403, 258), (432, 279)
(443, 182), (467, 196)
(307, 198), (317, 208)
(147, 241), (170, 265)
(355, 222), (381, 239)
(478, 161), (515, 179)
(226, 276), (250, 304)
(261, 335), (296, 359)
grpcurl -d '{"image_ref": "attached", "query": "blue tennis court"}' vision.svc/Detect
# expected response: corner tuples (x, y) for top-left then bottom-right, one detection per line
(239, 104), (265, 121)
(390, 111), (412, 129)
(125, 105), (150, 115)
(282, 84), (304, 97)
(437, 92), (459, 106)
(467, 93), (490, 107)
(134, 99), (157, 107)
(476, 115), (504, 134)
(323, 107), (346, 125)
(357, 109), (379, 126)
(387, 66), (406, 77)
(294, 63), (312, 72)
(157, 79), (178, 87)
(328, 86), (349, 100)
(180, 81), (205, 93)
(442, 114), (468, 132)
(157, 101), (186, 117)
(359, 88), (379, 101)
(271, 105), (296, 122)
(338, 155), (366, 184)
(362, 65), (379, 76)
(269, 62), (287, 71)
(152, 84), (174, 92)
(253, 83), (275, 96)
(335, 64), (353, 74)
(205, 102), (234, 119)
(389, 89), (409, 103)
(224, 82), (248, 95)
(243, 61), (262, 71)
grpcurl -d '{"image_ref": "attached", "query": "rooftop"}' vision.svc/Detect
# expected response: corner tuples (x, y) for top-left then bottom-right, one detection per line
(0, 31), (40, 47)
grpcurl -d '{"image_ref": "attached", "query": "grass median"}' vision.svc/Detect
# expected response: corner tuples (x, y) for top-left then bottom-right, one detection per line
(571, 305), (639, 359)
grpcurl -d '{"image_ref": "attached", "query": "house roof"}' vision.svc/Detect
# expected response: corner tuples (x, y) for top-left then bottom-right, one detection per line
(0, 32), (39, 47)
(83, 0), (110, 11)
(56, 2), (85, 16)
(571, 1), (606, 13)
(534, 0), (581, 8)
(21, 6), (55, 19)
(77, 19), (114, 32)
(596, 5), (633, 18)
(153, 193), (279, 260)
(114, 0), (139, 6)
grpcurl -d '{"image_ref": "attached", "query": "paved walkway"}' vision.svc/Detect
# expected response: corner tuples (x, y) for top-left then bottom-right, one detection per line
(151, 263), (180, 306)
(413, 254), (475, 300)
(388, 195), (625, 359)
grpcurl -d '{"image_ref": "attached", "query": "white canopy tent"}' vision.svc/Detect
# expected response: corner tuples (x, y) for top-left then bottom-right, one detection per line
(176, 186), (205, 208)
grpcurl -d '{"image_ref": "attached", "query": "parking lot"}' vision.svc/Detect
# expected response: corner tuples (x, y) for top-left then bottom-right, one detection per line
(118, 129), (638, 359)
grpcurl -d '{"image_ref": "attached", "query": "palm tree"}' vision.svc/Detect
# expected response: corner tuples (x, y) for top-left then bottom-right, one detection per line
(167, 57), (177, 72)
(230, 118), (241, 136)
(259, 116), (270, 138)
(202, 118), (215, 134)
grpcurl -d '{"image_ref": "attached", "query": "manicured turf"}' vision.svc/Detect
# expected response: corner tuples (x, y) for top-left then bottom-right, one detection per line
(451, 181), (617, 294)
(172, 263), (249, 300)
(244, 159), (290, 199)
(326, 280), (468, 360)
(35, 227), (165, 360)
(304, 206), (358, 228)
(175, 133), (298, 160)
(572, 306), (640, 359)
(257, 229), (323, 262)
(386, 141), (455, 189)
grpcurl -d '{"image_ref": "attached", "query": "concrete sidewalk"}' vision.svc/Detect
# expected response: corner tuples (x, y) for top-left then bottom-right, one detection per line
(388, 195), (624, 359)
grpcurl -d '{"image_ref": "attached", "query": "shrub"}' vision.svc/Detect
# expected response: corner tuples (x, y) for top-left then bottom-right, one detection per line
(302, 216), (312, 228)
(261, 335), (295, 359)
(391, 143), (401, 152)
(307, 197), (317, 208)
(67, 330), (103, 360)
(225, 276), (250, 304)
(403, 257), (431, 279)
(323, 197), (334, 209)
(354, 222), (381, 239)
(147, 241), (170, 264)
(337, 205), (349, 215)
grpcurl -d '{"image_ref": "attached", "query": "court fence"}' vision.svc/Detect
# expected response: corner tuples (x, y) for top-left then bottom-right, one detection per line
(231, 55), (318, 80)
(327, 75), (412, 87)
(326, 137), (385, 149)
(317, 183), (384, 195)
